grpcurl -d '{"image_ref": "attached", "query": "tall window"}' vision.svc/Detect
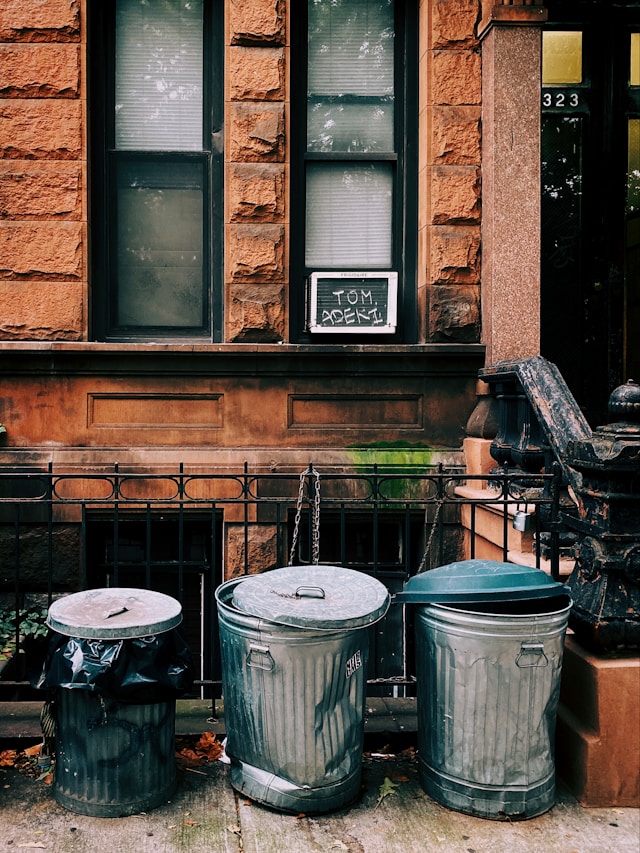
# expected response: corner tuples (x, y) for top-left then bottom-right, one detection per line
(291, 0), (417, 341)
(90, 0), (223, 341)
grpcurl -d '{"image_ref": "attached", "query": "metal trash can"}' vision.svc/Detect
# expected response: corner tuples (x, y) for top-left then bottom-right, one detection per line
(39, 588), (193, 817)
(216, 565), (390, 814)
(395, 560), (572, 820)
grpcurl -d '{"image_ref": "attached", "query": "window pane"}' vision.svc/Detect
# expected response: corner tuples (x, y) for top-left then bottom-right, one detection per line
(308, 0), (395, 152)
(632, 33), (640, 86)
(542, 31), (582, 85)
(307, 100), (394, 152)
(115, 160), (205, 327)
(628, 119), (640, 214)
(305, 163), (393, 267)
(115, 0), (203, 151)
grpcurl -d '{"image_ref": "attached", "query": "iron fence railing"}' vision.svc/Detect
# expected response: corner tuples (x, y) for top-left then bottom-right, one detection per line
(0, 462), (562, 703)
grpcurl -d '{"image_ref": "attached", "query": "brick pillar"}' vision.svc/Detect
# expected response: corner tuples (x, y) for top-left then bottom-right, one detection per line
(479, 2), (548, 363)
(226, 0), (287, 342)
(0, 0), (85, 340)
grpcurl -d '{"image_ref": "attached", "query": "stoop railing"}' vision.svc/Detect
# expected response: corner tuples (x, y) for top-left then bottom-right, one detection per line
(0, 462), (561, 702)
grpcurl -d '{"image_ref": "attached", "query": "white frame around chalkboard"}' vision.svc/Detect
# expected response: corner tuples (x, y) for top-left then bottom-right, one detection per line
(307, 271), (398, 334)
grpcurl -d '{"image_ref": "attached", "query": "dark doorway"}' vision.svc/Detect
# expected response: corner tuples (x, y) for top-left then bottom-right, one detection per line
(542, 1), (640, 425)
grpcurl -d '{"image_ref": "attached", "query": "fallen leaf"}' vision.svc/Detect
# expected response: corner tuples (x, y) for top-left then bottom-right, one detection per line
(183, 819), (199, 827)
(227, 825), (241, 836)
(375, 776), (399, 808)
(175, 732), (224, 768)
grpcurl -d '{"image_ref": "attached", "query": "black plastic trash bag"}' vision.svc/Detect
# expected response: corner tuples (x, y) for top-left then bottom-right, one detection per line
(36, 627), (194, 703)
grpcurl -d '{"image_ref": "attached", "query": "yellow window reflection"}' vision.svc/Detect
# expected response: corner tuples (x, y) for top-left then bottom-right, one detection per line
(542, 31), (582, 85)
(631, 34), (640, 86)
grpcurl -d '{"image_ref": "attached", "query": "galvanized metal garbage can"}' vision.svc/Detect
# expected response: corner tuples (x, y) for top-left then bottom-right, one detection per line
(395, 560), (572, 820)
(216, 565), (390, 814)
(44, 588), (185, 817)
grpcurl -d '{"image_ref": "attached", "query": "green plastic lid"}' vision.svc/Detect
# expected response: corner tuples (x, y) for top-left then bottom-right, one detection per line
(393, 560), (569, 605)
(46, 588), (183, 640)
(231, 565), (390, 630)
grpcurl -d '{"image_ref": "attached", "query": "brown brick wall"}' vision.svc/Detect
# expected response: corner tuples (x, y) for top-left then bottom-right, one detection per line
(421, 0), (482, 344)
(0, 0), (85, 341)
(0, 0), (485, 344)
(226, 0), (288, 342)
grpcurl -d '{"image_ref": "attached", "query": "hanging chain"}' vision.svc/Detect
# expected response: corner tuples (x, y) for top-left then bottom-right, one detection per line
(312, 468), (321, 564)
(416, 496), (445, 574)
(289, 466), (321, 566)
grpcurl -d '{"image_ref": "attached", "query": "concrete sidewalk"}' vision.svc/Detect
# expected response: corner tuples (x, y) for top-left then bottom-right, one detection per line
(1, 748), (639, 853)
(0, 699), (638, 853)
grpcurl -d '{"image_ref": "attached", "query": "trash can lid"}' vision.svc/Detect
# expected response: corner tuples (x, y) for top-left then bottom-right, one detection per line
(231, 565), (390, 629)
(393, 559), (568, 605)
(46, 588), (183, 639)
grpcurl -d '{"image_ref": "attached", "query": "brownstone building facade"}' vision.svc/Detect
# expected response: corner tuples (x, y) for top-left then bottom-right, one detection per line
(0, 0), (638, 549)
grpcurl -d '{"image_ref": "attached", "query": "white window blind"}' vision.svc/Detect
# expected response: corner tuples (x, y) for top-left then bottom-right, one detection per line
(115, 0), (203, 151)
(306, 0), (395, 269)
(305, 163), (393, 267)
(307, 0), (394, 153)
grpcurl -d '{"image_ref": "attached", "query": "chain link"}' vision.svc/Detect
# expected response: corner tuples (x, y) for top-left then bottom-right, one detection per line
(289, 466), (321, 566)
(416, 496), (445, 574)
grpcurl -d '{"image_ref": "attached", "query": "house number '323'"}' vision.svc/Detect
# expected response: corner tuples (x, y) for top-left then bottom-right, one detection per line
(542, 91), (580, 109)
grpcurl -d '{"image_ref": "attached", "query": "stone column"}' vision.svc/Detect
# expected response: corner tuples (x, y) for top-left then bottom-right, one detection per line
(479, 1), (548, 363)
(226, 0), (287, 342)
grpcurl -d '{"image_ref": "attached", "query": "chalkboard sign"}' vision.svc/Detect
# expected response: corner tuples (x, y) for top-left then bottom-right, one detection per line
(307, 272), (398, 334)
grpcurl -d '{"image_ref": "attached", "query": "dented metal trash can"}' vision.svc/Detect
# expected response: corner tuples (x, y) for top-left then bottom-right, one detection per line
(395, 560), (572, 820)
(39, 588), (193, 817)
(216, 565), (390, 814)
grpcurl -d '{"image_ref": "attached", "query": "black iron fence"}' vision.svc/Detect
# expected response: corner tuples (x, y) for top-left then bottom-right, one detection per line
(0, 462), (562, 701)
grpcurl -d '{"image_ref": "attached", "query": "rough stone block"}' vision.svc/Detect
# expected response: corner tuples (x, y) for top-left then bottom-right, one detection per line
(0, 222), (83, 279)
(228, 224), (285, 280)
(0, 0), (80, 42)
(0, 100), (82, 159)
(431, 106), (481, 165)
(429, 283), (480, 342)
(228, 163), (285, 222)
(0, 44), (79, 97)
(0, 524), (82, 588)
(229, 47), (285, 101)
(225, 524), (280, 580)
(229, 0), (285, 46)
(431, 0), (479, 49)
(0, 280), (83, 341)
(0, 161), (82, 219)
(227, 282), (286, 343)
(430, 165), (480, 225)
(429, 225), (481, 284)
(430, 50), (481, 106)
(228, 102), (285, 162)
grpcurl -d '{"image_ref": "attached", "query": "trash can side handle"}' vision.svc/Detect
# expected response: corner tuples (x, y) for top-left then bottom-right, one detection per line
(246, 644), (275, 671)
(515, 642), (548, 668)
